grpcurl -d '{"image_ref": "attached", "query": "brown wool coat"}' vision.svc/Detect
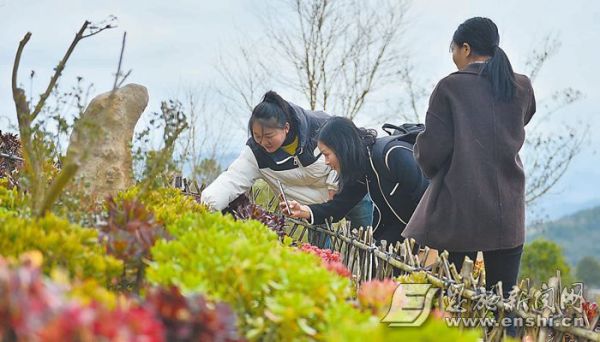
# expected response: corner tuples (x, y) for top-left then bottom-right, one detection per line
(402, 63), (536, 252)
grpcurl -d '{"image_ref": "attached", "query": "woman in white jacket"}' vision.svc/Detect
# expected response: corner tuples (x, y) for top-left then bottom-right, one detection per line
(201, 91), (373, 243)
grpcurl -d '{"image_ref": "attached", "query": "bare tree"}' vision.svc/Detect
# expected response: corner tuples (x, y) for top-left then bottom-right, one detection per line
(521, 34), (587, 205)
(391, 55), (430, 124)
(216, 43), (273, 117)
(219, 0), (409, 120)
(175, 86), (234, 185)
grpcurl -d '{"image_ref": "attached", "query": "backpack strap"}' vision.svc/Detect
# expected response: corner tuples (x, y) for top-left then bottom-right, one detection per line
(370, 137), (414, 183)
(382, 123), (405, 136)
(368, 138), (412, 226)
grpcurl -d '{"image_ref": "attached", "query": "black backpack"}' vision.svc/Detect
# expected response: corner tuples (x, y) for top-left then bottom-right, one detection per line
(370, 123), (424, 180)
(381, 123), (424, 144)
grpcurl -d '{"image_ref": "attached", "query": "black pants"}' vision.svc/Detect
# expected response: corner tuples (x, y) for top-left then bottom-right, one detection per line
(448, 244), (523, 298)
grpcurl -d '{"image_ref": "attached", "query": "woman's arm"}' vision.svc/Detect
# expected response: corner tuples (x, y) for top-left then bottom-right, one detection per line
(413, 81), (454, 179)
(200, 145), (260, 210)
(283, 179), (368, 225)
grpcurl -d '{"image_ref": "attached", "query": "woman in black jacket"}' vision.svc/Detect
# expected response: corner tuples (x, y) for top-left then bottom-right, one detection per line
(282, 117), (428, 246)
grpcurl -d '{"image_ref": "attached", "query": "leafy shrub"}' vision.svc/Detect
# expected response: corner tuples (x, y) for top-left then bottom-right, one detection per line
(148, 211), (479, 341)
(146, 286), (241, 341)
(0, 252), (241, 342)
(117, 186), (204, 226)
(100, 197), (171, 292)
(322, 300), (479, 342)
(520, 239), (573, 286)
(0, 210), (122, 285)
(39, 302), (166, 342)
(148, 211), (352, 340)
(0, 178), (28, 213)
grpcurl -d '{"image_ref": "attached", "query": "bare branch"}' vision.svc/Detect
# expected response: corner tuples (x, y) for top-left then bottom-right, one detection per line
(12, 33), (33, 123)
(30, 21), (91, 121)
(525, 33), (561, 81)
(525, 125), (587, 204)
(117, 70), (132, 88)
(81, 24), (115, 39)
(259, 0), (407, 118)
(10, 18), (117, 216)
(30, 19), (117, 121)
(113, 31), (126, 91)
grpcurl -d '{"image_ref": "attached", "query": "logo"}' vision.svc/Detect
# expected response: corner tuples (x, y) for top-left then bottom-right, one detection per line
(381, 283), (439, 327)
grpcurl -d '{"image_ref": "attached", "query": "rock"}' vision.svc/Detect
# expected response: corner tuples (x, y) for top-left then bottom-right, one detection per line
(66, 84), (148, 199)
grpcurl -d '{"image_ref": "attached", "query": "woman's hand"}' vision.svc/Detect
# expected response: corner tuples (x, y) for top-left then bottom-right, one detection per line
(279, 200), (311, 220)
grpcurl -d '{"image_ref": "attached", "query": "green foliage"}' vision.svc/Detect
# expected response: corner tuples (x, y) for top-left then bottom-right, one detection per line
(0, 178), (28, 213)
(148, 211), (350, 340)
(0, 211), (122, 285)
(520, 239), (573, 287)
(397, 270), (429, 284)
(575, 256), (600, 287)
(148, 211), (478, 341)
(323, 303), (479, 342)
(116, 185), (204, 226)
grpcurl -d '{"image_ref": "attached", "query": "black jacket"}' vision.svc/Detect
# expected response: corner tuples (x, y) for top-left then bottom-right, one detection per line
(309, 138), (429, 245)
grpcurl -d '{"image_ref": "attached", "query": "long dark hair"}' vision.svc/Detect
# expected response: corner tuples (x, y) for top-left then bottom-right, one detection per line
(452, 17), (516, 101)
(317, 117), (377, 189)
(248, 91), (297, 137)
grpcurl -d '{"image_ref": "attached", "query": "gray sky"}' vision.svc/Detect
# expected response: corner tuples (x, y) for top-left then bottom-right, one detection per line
(1, 0), (599, 220)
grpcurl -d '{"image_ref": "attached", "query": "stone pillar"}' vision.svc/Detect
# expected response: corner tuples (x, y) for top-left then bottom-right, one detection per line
(66, 84), (148, 199)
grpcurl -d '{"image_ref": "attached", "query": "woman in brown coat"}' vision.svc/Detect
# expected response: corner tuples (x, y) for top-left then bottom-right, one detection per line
(402, 17), (536, 298)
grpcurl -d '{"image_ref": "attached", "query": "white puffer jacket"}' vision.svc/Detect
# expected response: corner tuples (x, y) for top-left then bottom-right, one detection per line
(201, 145), (337, 210)
(201, 103), (338, 210)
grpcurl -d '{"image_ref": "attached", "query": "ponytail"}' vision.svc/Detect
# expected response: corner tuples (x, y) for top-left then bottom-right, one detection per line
(453, 17), (517, 102)
(482, 46), (517, 101)
(248, 91), (296, 135)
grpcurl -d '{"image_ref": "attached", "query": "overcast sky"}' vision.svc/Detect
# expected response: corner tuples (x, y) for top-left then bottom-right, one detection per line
(1, 0), (598, 221)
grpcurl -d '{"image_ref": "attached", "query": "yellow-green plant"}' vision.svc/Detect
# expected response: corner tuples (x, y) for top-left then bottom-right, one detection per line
(0, 211), (122, 285)
(0, 178), (28, 213)
(148, 210), (479, 341)
(116, 185), (204, 225)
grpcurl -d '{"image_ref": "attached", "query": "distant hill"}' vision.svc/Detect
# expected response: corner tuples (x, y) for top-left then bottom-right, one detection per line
(527, 205), (600, 266)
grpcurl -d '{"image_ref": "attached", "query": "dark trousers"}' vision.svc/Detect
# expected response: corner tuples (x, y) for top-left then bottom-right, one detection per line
(448, 245), (523, 337)
(448, 244), (523, 298)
